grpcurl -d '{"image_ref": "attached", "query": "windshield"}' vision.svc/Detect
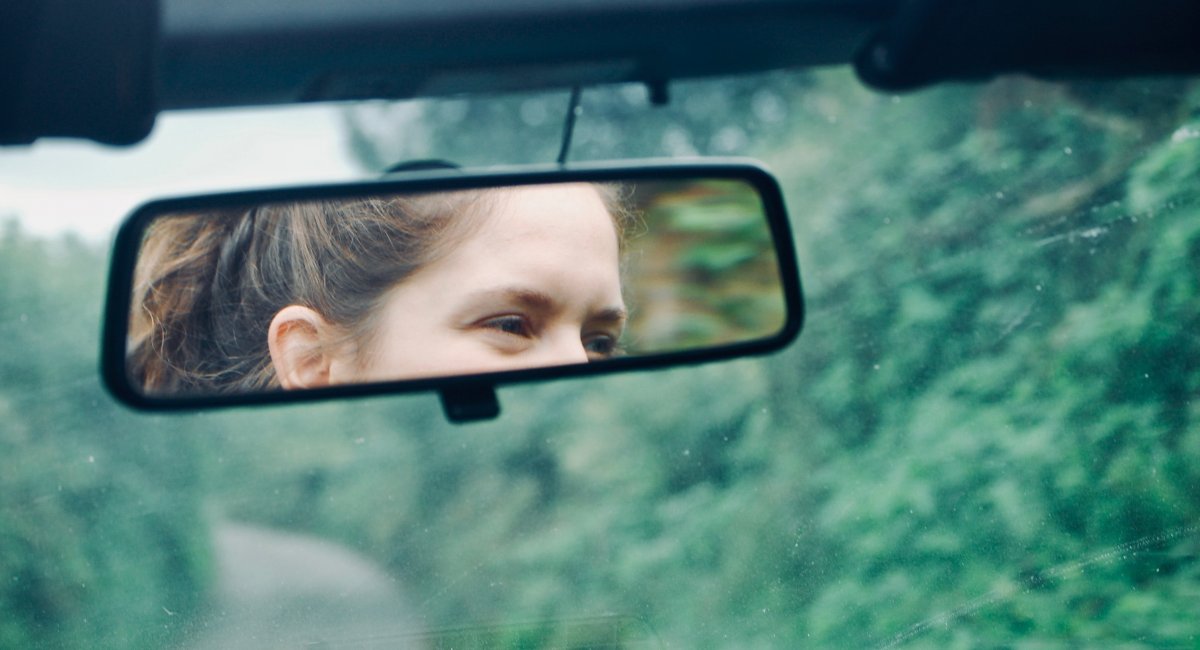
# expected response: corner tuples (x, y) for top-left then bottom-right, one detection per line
(2, 69), (1198, 648)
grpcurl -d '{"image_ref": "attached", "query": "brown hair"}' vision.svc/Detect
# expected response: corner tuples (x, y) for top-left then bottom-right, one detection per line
(128, 184), (633, 395)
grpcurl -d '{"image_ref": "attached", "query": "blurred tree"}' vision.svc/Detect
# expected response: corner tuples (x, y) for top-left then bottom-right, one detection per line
(331, 72), (1200, 647)
(4, 69), (1199, 649)
(0, 224), (212, 648)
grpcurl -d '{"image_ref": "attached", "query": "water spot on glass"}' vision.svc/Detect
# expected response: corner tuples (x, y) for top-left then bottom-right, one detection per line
(1063, 147), (1073, 155)
(1170, 126), (1200, 142)
(1035, 284), (1043, 292)
(995, 191), (1005, 200)
(883, 217), (892, 225)
(519, 99), (549, 127)
(711, 126), (747, 153)
(87, 455), (94, 463)
(619, 84), (646, 104)
(752, 90), (787, 123)
(683, 449), (691, 457)
(873, 364), (881, 370)
(662, 127), (698, 156)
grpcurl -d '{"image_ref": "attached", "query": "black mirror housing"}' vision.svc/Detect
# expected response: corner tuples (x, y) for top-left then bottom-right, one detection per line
(101, 159), (804, 421)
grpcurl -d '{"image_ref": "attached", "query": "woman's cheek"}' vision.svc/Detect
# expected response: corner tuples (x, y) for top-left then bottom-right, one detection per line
(472, 330), (536, 356)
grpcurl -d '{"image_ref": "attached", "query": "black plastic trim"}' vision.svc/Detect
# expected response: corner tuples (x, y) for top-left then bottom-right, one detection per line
(159, 0), (888, 109)
(0, 0), (158, 145)
(855, 0), (1200, 91)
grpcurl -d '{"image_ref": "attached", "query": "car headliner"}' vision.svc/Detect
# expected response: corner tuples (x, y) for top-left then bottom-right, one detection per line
(4, 0), (1198, 146)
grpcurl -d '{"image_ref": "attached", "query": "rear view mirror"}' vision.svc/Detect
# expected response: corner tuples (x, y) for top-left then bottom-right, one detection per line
(101, 161), (803, 421)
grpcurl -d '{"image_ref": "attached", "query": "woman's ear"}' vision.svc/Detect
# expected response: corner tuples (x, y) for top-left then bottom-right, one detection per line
(268, 305), (342, 389)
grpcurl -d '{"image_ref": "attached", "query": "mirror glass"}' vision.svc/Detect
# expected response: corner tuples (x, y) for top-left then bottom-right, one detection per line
(118, 173), (793, 400)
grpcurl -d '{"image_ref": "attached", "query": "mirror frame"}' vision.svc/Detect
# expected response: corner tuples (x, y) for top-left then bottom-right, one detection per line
(101, 159), (804, 415)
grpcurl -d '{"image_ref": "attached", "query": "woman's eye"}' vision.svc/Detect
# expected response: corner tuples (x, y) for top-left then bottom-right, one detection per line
(479, 315), (533, 338)
(583, 334), (619, 359)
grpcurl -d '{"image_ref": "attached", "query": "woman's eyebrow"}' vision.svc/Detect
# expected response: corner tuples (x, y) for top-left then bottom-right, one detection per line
(590, 307), (628, 325)
(449, 286), (558, 319)
(493, 287), (556, 311)
(460, 286), (626, 320)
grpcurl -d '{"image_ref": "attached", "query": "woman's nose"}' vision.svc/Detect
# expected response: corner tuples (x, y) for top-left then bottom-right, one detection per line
(538, 330), (591, 366)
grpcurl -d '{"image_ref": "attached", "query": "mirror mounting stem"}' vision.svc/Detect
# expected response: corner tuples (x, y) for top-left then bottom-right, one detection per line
(440, 384), (501, 423)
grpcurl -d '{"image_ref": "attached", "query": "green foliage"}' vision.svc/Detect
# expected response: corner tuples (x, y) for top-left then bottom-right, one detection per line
(4, 72), (1200, 648)
(622, 179), (786, 350)
(761, 74), (1200, 647)
(344, 73), (814, 170)
(0, 225), (212, 648)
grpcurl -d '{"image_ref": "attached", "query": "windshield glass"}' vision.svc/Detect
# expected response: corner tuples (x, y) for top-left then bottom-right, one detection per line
(2, 69), (1198, 648)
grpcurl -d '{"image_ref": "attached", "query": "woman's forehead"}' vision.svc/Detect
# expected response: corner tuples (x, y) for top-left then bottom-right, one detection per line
(428, 183), (624, 303)
(479, 183), (615, 239)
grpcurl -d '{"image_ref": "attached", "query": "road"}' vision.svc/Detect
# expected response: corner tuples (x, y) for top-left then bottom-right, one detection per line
(181, 521), (423, 649)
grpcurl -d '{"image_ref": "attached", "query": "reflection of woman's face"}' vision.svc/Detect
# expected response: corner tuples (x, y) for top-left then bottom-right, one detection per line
(345, 183), (626, 382)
